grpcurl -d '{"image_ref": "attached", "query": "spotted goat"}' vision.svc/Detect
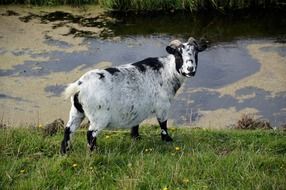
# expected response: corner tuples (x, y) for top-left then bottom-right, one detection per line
(61, 37), (207, 154)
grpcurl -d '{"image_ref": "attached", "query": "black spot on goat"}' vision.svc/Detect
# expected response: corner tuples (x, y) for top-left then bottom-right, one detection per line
(60, 37), (207, 153)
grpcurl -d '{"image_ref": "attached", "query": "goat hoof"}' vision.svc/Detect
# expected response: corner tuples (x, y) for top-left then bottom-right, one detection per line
(161, 134), (173, 142)
(87, 131), (97, 152)
(131, 136), (141, 140)
(131, 134), (141, 140)
(87, 144), (96, 152)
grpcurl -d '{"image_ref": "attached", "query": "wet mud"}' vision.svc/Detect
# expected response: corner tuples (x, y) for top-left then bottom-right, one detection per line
(0, 6), (285, 127)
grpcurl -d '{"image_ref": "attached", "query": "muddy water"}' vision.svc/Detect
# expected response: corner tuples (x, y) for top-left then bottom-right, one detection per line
(0, 6), (286, 127)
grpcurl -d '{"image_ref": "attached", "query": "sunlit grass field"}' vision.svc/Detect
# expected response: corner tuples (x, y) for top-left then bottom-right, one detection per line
(0, 126), (285, 189)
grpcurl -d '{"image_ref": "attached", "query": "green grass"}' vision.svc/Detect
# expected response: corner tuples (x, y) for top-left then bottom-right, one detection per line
(0, 126), (285, 189)
(99, 0), (285, 11)
(0, 0), (98, 6)
(0, 0), (284, 10)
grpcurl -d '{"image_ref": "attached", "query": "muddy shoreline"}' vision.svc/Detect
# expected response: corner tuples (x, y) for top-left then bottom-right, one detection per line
(0, 6), (285, 127)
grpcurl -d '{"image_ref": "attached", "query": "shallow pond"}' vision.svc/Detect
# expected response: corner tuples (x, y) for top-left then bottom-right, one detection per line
(0, 6), (286, 127)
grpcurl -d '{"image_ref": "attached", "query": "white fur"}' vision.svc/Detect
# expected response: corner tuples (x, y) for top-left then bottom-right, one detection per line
(64, 39), (203, 138)
(63, 82), (79, 100)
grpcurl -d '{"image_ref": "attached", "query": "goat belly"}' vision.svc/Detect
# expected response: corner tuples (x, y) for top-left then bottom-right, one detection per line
(107, 72), (158, 128)
(79, 67), (160, 129)
(108, 95), (156, 128)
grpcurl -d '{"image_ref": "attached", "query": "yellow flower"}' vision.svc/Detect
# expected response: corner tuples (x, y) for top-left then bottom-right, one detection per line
(105, 135), (110, 139)
(175, 147), (181, 151)
(162, 187), (168, 190)
(183, 178), (190, 184)
(72, 163), (78, 167)
(38, 124), (43, 128)
(20, 169), (25, 173)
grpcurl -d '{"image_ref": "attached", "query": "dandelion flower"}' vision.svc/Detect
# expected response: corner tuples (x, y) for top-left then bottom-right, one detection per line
(162, 187), (168, 190)
(175, 146), (181, 151)
(183, 178), (190, 184)
(72, 163), (78, 167)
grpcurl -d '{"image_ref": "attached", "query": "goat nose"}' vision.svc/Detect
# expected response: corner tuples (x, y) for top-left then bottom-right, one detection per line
(187, 66), (194, 72)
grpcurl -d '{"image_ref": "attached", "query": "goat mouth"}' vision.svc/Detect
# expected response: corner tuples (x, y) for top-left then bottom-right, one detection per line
(182, 72), (196, 77)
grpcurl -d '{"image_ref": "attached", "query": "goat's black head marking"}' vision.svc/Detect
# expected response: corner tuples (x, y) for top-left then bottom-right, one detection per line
(166, 37), (207, 77)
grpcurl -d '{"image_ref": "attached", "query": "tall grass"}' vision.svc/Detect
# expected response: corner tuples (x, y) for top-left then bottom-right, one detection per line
(0, 0), (284, 10)
(0, 126), (285, 189)
(98, 0), (284, 11)
(0, 0), (98, 6)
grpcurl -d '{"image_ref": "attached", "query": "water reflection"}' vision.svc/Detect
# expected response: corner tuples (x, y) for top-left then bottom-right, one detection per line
(107, 10), (286, 42)
(172, 87), (286, 126)
(0, 8), (285, 126)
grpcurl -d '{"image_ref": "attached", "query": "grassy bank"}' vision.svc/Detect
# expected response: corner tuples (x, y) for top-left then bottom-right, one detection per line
(0, 0), (284, 11)
(0, 0), (98, 6)
(99, 0), (284, 11)
(0, 126), (285, 189)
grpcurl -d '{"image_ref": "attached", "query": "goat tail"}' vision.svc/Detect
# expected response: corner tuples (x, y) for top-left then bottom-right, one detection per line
(63, 81), (80, 100)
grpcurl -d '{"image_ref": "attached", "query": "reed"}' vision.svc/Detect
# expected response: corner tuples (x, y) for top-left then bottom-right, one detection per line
(98, 0), (284, 11)
(0, 0), (284, 10)
(0, 0), (98, 6)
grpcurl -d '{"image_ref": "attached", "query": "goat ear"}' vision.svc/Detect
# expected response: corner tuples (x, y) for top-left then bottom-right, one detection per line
(166, 46), (177, 55)
(188, 37), (207, 52)
(196, 39), (208, 52)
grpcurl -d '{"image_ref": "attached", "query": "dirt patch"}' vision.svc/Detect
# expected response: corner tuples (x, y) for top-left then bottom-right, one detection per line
(0, 52), (49, 70)
(0, 10), (86, 53)
(192, 107), (260, 129)
(182, 42), (286, 128)
(1, 6), (285, 127)
(0, 6), (116, 125)
(0, 62), (111, 126)
(217, 43), (286, 97)
(0, 5), (114, 55)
